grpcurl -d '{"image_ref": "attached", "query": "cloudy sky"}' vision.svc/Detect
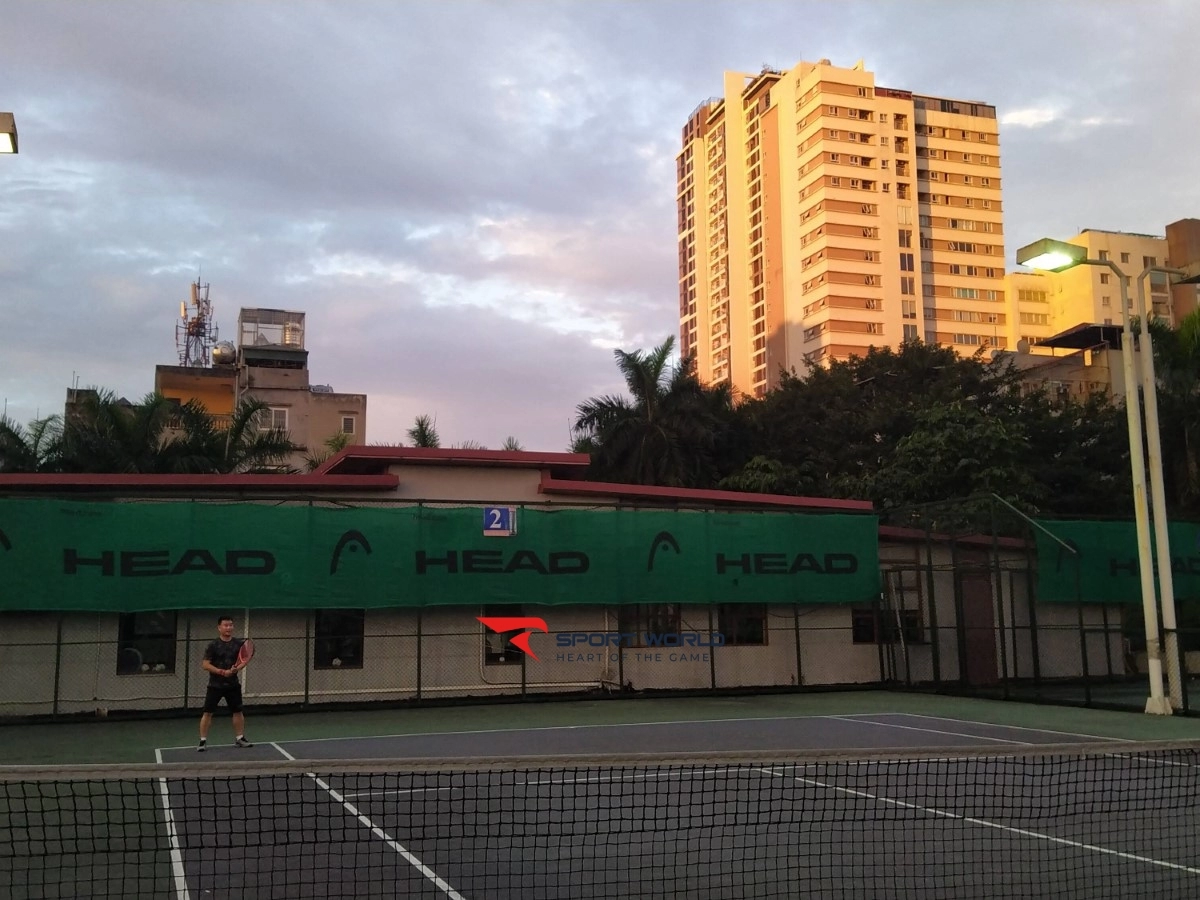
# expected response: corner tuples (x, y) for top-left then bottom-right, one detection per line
(2, 1), (1198, 451)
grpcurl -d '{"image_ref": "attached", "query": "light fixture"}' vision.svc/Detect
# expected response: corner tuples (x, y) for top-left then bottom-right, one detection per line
(0, 112), (16, 154)
(1015, 237), (1087, 272)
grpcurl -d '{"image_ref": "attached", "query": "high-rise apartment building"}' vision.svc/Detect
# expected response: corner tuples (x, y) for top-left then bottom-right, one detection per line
(678, 58), (1004, 397)
(1006, 224), (1200, 350)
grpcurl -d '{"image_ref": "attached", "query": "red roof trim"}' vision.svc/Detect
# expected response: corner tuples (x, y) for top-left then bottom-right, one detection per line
(878, 524), (1028, 549)
(317, 445), (590, 475)
(0, 474), (399, 492)
(538, 474), (874, 512)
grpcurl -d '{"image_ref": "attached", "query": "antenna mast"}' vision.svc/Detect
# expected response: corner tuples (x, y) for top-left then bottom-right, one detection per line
(176, 277), (218, 367)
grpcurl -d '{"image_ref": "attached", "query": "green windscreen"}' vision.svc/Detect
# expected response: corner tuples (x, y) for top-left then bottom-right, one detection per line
(0, 499), (881, 611)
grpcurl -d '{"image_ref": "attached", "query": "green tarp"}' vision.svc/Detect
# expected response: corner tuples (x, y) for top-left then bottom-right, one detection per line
(1033, 518), (1200, 604)
(0, 499), (882, 612)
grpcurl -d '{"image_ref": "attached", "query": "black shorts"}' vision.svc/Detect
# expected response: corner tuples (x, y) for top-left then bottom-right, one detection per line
(203, 683), (244, 714)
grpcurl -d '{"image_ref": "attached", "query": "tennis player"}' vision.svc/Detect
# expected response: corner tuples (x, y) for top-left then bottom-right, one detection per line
(197, 615), (254, 751)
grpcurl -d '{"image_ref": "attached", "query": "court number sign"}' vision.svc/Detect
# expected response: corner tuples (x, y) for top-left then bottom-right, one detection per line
(483, 506), (517, 537)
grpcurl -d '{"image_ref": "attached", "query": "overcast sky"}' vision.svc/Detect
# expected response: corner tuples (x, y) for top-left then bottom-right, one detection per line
(2, 1), (1197, 451)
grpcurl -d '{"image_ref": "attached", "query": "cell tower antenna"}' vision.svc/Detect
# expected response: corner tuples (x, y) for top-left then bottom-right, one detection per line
(176, 276), (219, 367)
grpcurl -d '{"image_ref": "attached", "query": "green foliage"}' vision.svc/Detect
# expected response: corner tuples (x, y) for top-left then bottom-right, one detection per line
(407, 414), (441, 448)
(0, 414), (64, 473)
(574, 336), (739, 487)
(578, 336), (1136, 521)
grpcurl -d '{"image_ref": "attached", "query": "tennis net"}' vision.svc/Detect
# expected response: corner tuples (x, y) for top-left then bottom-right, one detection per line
(3, 741), (1200, 898)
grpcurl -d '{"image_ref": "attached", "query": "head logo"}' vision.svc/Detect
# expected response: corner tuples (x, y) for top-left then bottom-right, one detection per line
(477, 616), (548, 661)
(0, 529), (9, 552)
(647, 531), (681, 572)
(330, 530), (372, 574)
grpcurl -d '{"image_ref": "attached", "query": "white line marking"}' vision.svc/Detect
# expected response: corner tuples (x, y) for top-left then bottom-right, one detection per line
(153, 747), (192, 900)
(826, 715), (1032, 745)
(272, 743), (466, 899)
(856, 712), (1134, 743)
(759, 765), (1200, 877)
(156, 713), (855, 751)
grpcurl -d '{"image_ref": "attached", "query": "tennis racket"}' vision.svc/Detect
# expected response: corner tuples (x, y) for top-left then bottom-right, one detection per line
(233, 638), (255, 673)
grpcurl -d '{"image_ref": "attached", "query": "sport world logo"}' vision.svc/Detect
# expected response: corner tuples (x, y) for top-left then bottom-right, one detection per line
(477, 616), (725, 664)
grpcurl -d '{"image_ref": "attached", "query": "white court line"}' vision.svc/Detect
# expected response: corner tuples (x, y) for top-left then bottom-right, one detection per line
(153, 747), (192, 900)
(343, 766), (752, 800)
(155, 713), (855, 752)
(271, 742), (466, 900)
(852, 712), (1135, 743)
(826, 715), (1032, 745)
(759, 765), (1200, 878)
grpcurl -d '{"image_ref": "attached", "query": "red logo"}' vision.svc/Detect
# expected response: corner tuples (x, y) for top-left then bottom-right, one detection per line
(477, 616), (549, 661)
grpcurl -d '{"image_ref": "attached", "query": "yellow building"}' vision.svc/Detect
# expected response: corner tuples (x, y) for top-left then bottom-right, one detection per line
(678, 58), (1005, 397)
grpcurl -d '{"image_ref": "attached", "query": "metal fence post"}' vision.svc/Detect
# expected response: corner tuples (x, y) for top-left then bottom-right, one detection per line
(52, 613), (63, 717)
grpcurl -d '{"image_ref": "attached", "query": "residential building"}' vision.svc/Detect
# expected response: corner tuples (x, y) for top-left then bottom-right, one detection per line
(154, 307), (368, 469)
(678, 58), (1004, 397)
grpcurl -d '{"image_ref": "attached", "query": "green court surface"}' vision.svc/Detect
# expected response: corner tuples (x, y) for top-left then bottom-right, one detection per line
(4, 690), (1200, 766)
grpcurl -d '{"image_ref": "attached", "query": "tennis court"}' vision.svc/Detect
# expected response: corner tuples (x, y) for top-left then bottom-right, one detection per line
(5, 710), (1200, 898)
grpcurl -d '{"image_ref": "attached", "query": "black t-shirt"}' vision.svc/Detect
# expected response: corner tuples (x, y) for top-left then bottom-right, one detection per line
(204, 638), (244, 687)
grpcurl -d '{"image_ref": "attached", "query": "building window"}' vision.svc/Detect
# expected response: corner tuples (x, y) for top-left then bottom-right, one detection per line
(1144, 256), (1157, 268)
(900, 253), (915, 271)
(903, 324), (919, 341)
(898, 230), (912, 248)
(1121, 252), (1131, 263)
(341, 416), (356, 435)
(901, 278), (915, 297)
(617, 604), (681, 647)
(1098, 250), (1109, 261)
(717, 604), (767, 645)
(1102, 296), (1111, 307)
(262, 407), (288, 431)
(1100, 273), (1110, 285)
(314, 609), (365, 669)
(116, 612), (177, 675)
(852, 609), (925, 644)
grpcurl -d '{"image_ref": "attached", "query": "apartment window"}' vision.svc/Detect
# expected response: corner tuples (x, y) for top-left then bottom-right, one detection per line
(1098, 250), (1110, 262)
(341, 416), (356, 435)
(1020, 313), (1050, 326)
(902, 298), (917, 316)
(116, 612), (177, 676)
(903, 324), (919, 341)
(717, 604), (767, 645)
(262, 407), (288, 431)
(1144, 256), (1158, 268)
(921, 261), (934, 274)
(953, 288), (980, 300)
(881, 160), (889, 169)
(315, 609), (366, 669)
(901, 279), (915, 297)
(900, 253), (915, 272)
(830, 153), (840, 162)
(1100, 273), (1110, 285)
(954, 333), (983, 346)
(982, 178), (991, 186)
(880, 137), (890, 147)
(1121, 252), (1131, 263)
(1102, 296), (1111, 307)
(1018, 289), (1048, 303)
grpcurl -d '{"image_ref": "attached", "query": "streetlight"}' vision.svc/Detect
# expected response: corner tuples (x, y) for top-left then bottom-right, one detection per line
(0, 112), (16, 154)
(1016, 236), (1171, 715)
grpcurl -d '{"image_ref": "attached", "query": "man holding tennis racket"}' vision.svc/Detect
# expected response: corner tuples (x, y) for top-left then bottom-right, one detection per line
(197, 615), (255, 751)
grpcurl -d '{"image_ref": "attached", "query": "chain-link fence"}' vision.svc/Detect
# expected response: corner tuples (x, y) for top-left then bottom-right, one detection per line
(2, 495), (1194, 720)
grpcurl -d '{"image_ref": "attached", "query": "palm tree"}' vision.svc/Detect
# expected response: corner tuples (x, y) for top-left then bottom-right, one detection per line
(59, 390), (178, 473)
(0, 414), (64, 473)
(501, 436), (524, 452)
(574, 336), (734, 487)
(171, 398), (298, 473)
(407, 414), (441, 448)
(305, 430), (352, 472)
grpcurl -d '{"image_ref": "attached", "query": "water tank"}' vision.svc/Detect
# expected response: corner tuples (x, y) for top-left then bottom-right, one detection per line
(212, 341), (237, 365)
